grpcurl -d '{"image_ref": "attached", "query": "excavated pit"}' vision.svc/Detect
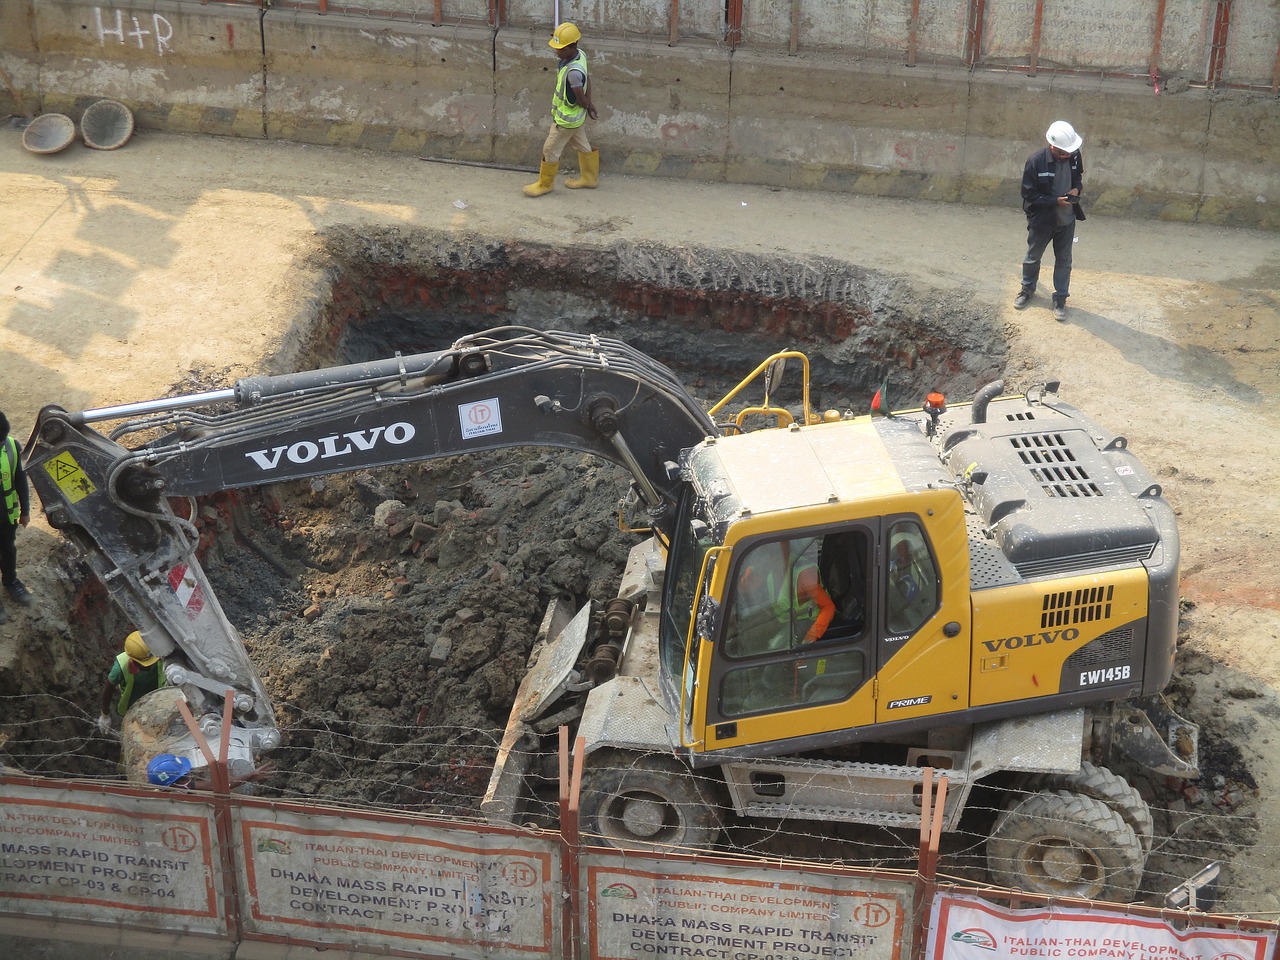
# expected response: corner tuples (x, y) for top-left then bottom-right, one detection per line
(3, 230), (1008, 786)
(4, 230), (1255, 901)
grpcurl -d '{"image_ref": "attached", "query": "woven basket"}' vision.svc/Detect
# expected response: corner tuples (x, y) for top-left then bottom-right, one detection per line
(81, 99), (135, 150)
(21, 113), (76, 155)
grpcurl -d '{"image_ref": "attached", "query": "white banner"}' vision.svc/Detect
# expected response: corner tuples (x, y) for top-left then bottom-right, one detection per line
(928, 893), (1277, 960)
(236, 803), (559, 958)
(586, 855), (913, 960)
(0, 780), (227, 936)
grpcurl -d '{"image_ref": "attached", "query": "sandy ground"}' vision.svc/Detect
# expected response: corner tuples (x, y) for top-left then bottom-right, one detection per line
(2, 128), (1279, 916)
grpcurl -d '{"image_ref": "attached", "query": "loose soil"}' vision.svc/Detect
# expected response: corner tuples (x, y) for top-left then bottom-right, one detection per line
(1, 130), (1277, 916)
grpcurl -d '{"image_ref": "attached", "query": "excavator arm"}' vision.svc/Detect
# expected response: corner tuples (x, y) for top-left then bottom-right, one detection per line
(23, 327), (718, 770)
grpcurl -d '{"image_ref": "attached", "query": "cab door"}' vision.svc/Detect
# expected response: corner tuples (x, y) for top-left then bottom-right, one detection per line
(872, 495), (971, 724)
(701, 522), (880, 751)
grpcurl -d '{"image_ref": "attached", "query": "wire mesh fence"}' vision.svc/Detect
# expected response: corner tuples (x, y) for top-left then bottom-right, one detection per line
(2, 690), (1266, 917)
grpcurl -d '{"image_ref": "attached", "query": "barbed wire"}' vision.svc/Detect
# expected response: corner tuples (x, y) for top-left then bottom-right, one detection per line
(2, 688), (1268, 916)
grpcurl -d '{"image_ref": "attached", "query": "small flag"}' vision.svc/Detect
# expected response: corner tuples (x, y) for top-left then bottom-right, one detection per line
(871, 376), (889, 416)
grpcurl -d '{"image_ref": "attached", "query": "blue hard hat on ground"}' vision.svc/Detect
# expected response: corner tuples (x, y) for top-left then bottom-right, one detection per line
(147, 753), (193, 786)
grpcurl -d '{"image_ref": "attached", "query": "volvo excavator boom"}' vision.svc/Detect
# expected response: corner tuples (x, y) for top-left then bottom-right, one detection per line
(24, 327), (717, 767)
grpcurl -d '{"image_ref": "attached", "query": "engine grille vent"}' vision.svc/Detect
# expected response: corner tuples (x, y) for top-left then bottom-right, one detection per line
(1006, 411), (1038, 421)
(1068, 625), (1136, 667)
(1015, 544), (1156, 580)
(1010, 433), (1103, 498)
(1042, 584), (1114, 628)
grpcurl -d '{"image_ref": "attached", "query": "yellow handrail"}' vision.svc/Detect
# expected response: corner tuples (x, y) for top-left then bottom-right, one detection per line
(708, 350), (814, 428)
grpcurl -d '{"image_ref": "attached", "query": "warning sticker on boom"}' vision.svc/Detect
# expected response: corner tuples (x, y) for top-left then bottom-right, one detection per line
(42, 452), (97, 503)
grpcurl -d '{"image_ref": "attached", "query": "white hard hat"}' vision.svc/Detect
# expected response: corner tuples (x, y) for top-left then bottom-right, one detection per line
(1046, 120), (1083, 153)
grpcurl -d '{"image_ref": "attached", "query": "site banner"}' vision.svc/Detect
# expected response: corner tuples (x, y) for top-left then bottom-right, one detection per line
(235, 802), (559, 958)
(584, 854), (913, 960)
(927, 893), (1278, 960)
(0, 779), (227, 936)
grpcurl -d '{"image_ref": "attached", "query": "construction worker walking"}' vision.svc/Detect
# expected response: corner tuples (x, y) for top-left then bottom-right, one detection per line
(97, 631), (167, 734)
(523, 22), (600, 197)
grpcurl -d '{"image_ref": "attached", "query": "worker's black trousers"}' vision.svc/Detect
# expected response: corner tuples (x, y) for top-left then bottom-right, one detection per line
(0, 518), (17, 587)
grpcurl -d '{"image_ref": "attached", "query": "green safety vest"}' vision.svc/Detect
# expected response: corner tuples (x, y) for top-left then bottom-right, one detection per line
(113, 651), (166, 716)
(762, 561), (821, 626)
(552, 51), (589, 129)
(0, 437), (19, 525)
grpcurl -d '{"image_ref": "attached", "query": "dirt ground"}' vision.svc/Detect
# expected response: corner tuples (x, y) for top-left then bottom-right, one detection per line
(2, 127), (1278, 917)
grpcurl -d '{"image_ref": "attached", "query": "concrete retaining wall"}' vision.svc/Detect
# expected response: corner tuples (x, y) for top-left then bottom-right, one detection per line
(2, 0), (1277, 227)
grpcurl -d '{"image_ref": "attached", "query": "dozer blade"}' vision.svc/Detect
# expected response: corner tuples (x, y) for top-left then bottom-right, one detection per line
(481, 597), (595, 825)
(1114, 694), (1200, 778)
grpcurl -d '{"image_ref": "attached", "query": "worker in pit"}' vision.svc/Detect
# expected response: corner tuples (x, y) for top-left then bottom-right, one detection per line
(147, 753), (274, 792)
(522, 22), (600, 197)
(97, 631), (166, 735)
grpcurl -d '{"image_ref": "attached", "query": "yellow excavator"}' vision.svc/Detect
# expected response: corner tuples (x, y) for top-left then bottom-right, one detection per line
(24, 326), (1196, 902)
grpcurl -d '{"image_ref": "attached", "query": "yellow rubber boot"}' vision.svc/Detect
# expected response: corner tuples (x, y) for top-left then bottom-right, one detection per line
(565, 149), (599, 189)
(522, 161), (558, 197)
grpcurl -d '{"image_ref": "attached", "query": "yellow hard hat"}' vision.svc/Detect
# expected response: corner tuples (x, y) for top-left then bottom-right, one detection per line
(123, 630), (158, 666)
(550, 22), (581, 49)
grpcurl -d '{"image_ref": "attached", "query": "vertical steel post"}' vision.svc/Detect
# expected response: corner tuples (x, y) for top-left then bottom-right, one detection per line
(178, 694), (241, 942)
(1029, 0), (1045, 76)
(907, 0), (921, 66)
(912, 769), (936, 960)
(1149, 0), (1168, 86)
(964, 0), (986, 67)
(1207, 0), (1232, 87)
(670, 0), (679, 46)
(727, 0), (744, 47)
(558, 727), (584, 960)
(790, 0), (801, 55)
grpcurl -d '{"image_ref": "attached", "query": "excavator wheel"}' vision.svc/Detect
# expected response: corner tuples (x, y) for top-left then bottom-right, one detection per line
(580, 752), (723, 852)
(988, 789), (1144, 902)
(1019, 761), (1154, 853)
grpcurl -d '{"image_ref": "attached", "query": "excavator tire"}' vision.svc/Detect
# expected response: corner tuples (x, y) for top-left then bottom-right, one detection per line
(988, 789), (1144, 902)
(580, 752), (723, 852)
(1019, 761), (1154, 853)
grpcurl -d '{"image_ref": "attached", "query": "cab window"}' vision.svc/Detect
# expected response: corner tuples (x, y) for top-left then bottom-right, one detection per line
(718, 530), (870, 718)
(885, 520), (939, 635)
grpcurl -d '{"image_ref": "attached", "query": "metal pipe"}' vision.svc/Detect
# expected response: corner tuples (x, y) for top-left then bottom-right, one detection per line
(790, 0), (800, 55)
(970, 380), (1005, 425)
(669, 0), (679, 46)
(420, 155), (537, 173)
(77, 389), (238, 425)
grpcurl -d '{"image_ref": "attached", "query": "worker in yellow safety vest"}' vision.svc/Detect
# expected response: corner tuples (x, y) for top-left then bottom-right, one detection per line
(0, 411), (32, 625)
(523, 21), (601, 197)
(97, 631), (167, 734)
